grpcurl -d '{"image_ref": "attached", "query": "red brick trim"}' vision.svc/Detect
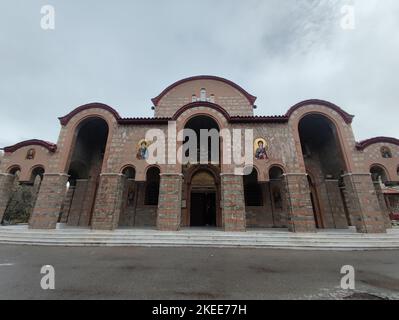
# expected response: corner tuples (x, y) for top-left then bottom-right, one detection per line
(3, 139), (57, 153)
(59, 102), (171, 125)
(151, 75), (257, 106)
(58, 103), (122, 126)
(285, 99), (355, 124)
(356, 137), (399, 150)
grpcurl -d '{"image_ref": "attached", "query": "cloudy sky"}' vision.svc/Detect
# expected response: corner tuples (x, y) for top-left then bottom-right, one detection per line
(0, 0), (398, 147)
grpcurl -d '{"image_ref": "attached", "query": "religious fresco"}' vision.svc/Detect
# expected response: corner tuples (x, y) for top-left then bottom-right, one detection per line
(136, 139), (150, 160)
(254, 138), (268, 160)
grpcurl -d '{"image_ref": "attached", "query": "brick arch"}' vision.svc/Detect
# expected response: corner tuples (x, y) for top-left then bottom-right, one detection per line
(185, 164), (221, 185)
(120, 165), (136, 179)
(268, 164), (286, 180)
(29, 165), (46, 182)
(152, 75), (257, 106)
(7, 165), (21, 175)
(286, 99), (354, 124)
(289, 105), (355, 172)
(61, 114), (115, 174)
(176, 103), (229, 132)
(58, 103), (121, 126)
(370, 163), (391, 182)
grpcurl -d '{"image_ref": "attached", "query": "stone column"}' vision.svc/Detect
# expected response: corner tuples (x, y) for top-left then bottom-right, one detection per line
(0, 174), (16, 223)
(342, 173), (387, 233)
(67, 180), (88, 226)
(91, 174), (124, 230)
(373, 182), (392, 229)
(282, 174), (316, 233)
(220, 174), (246, 232)
(29, 173), (69, 229)
(157, 173), (182, 231)
(59, 186), (75, 224)
(324, 179), (349, 229)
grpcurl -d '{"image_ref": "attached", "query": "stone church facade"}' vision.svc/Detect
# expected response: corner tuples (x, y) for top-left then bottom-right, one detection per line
(1, 75), (398, 234)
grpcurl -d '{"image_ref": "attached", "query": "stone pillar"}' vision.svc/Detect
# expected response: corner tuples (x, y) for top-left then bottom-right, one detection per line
(283, 174), (316, 233)
(373, 182), (392, 229)
(29, 173), (69, 229)
(342, 173), (387, 233)
(324, 179), (349, 229)
(0, 174), (16, 223)
(157, 174), (182, 231)
(67, 180), (88, 226)
(91, 174), (124, 230)
(59, 186), (75, 223)
(220, 174), (246, 232)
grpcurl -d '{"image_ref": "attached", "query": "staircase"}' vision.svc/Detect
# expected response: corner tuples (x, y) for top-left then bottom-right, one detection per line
(0, 225), (399, 250)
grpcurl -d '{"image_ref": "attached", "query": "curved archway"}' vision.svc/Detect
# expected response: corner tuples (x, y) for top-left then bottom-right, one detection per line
(298, 113), (349, 229)
(269, 166), (285, 180)
(121, 166), (136, 179)
(183, 115), (220, 165)
(7, 165), (21, 175)
(370, 164), (389, 184)
(188, 167), (219, 227)
(145, 167), (160, 206)
(29, 166), (45, 183)
(62, 117), (109, 227)
(118, 166), (137, 227)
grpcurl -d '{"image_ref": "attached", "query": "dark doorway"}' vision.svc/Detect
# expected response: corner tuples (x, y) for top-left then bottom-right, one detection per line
(190, 192), (216, 227)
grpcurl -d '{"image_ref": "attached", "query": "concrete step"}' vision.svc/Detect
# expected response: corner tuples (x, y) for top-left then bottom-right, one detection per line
(1, 226), (399, 250)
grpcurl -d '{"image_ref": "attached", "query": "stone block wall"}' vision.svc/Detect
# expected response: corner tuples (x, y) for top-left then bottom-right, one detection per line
(0, 174), (16, 223)
(29, 174), (69, 229)
(157, 174), (182, 231)
(91, 174), (124, 230)
(283, 174), (316, 233)
(59, 186), (75, 223)
(342, 174), (387, 233)
(221, 174), (246, 232)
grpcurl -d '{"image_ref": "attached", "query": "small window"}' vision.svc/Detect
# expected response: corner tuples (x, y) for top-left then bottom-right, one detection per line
(397, 166), (399, 176)
(200, 88), (207, 102)
(381, 146), (392, 159)
(26, 148), (35, 160)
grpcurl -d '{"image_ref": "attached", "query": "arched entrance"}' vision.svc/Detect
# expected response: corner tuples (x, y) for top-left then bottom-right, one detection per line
(188, 168), (220, 227)
(64, 117), (109, 227)
(298, 113), (349, 229)
(181, 114), (222, 228)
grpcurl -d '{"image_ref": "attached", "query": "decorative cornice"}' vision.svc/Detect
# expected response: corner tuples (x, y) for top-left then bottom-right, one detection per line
(151, 75), (257, 106)
(356, 137), (399, 150)
(2, 139), (57, 153)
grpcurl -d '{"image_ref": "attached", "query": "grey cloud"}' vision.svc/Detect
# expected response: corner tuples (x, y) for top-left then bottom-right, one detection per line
(0, 0), (398, 147)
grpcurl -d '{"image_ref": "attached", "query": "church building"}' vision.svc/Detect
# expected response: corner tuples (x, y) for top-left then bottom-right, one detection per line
(1, 75), (398, 233)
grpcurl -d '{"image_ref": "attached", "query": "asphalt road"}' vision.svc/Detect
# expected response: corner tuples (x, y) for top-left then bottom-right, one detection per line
(0, 245), (398, 300)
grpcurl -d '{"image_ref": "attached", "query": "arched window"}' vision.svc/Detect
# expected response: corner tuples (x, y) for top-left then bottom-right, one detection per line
(370, 165), (388, 184)
(30, 166), (45, 183)
(381, 146), (392, 159)
(122, 166), (136, 179)
(8, 166), (21, 176)
(145, 167), (160, 205)
(244, 169), (263, 206)
(26, 148), (35, 160)
(269, 166), (284, 180)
